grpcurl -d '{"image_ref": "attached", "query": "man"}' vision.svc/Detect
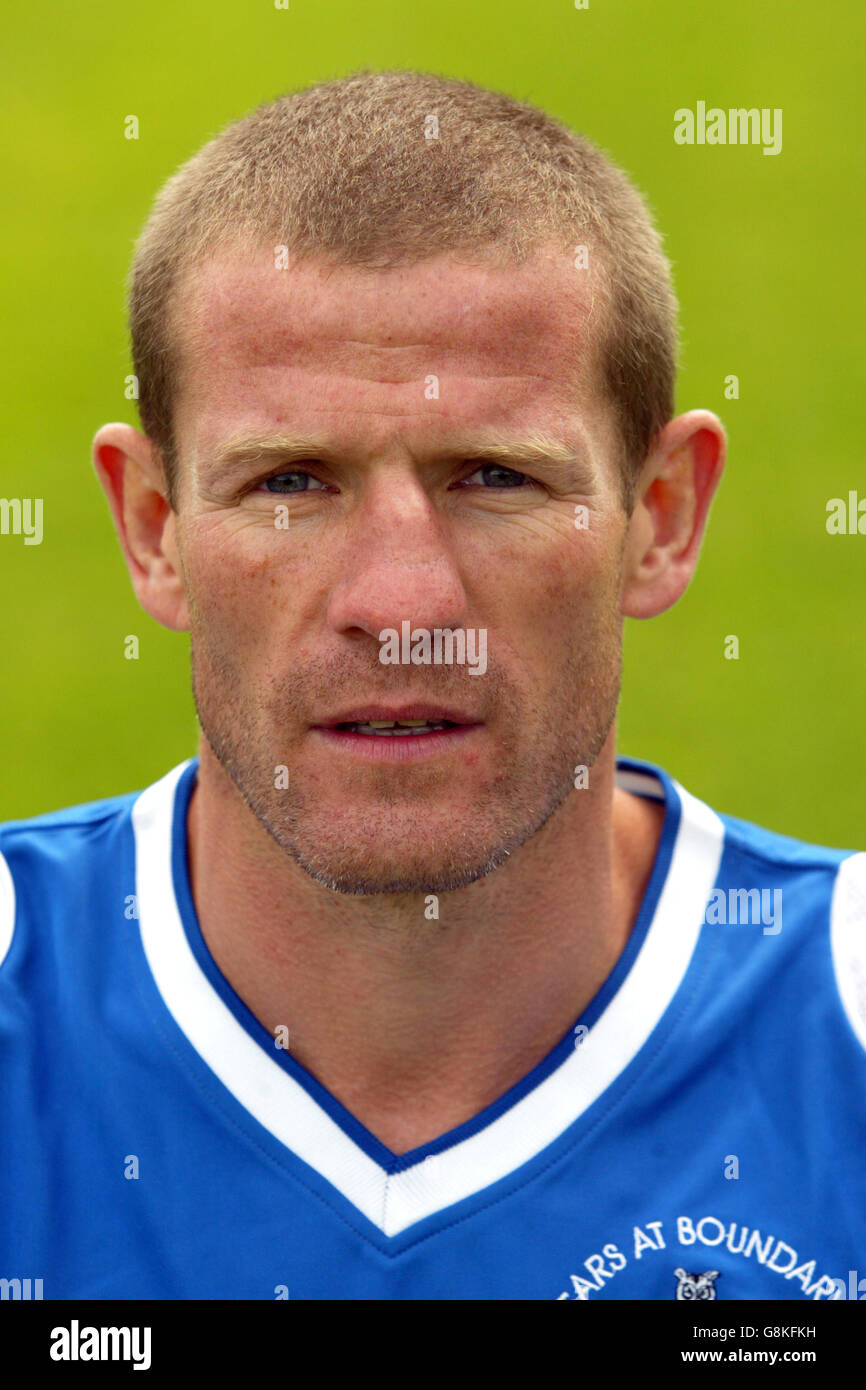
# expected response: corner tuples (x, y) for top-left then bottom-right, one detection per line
(0, 70), (863, 1302)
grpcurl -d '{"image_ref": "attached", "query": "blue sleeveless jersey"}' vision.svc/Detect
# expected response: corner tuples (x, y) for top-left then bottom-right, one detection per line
(1, 756), (864, 1301)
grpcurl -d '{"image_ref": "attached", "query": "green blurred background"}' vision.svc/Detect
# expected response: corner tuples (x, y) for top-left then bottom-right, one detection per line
(1, 0), (863, 844)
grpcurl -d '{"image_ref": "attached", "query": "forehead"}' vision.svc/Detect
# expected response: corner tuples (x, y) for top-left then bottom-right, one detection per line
(171, 244), (609, 462)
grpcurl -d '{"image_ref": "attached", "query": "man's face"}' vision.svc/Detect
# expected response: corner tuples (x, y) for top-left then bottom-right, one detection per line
(169, 245), (631, 894)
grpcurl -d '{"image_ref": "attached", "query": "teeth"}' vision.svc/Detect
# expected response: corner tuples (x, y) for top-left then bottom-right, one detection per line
(345, 719), (452, 736)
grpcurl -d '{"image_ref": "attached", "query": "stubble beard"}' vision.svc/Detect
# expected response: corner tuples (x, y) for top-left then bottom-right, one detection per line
(188, 605), (622, 898)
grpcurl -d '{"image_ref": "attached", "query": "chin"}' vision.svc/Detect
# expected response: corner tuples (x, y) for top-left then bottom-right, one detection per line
(293, 861), (504, 897)
(285, 824), (515, 897)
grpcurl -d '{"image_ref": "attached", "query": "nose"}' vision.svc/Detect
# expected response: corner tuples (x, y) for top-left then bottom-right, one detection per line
(325, 469), (470, 642)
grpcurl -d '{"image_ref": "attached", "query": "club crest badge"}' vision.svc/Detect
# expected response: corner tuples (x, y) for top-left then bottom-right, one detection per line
(673, 1268), (721, 1300)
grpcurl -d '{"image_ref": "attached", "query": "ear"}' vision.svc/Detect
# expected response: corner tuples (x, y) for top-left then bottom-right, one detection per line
(620, 409), (726, 619)
(92, 422), (189, 632)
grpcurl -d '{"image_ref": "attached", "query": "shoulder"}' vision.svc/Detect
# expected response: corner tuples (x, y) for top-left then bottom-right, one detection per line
(710, 803), (859, 935)
(691, 791), (866, 1054)
(0, 780), (151, 976)
(825, 849), (866, 1052)
(715, 804), (856, 875)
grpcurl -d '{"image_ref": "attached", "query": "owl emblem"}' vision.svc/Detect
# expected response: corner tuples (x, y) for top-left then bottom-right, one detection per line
(673, 1268), (721, 1300)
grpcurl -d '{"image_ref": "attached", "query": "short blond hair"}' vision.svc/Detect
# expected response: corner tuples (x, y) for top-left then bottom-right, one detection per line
(129, 69), (678, 509)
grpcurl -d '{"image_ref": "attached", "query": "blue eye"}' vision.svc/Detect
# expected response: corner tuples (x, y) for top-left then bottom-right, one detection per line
(263, 472), (327, 493)
(463, 465), (529, 488)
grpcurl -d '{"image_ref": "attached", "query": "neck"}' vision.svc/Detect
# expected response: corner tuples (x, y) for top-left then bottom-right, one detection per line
(186, 731), (664, 1154)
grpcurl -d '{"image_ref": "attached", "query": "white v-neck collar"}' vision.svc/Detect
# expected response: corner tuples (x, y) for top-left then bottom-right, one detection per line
(131, 757), (724, 1238)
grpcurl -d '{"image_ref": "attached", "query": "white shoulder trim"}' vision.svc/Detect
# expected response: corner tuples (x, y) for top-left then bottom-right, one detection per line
(830, 852), (866, 1053)
(0, 850), (16, 971)
(616, 767), (666, 801)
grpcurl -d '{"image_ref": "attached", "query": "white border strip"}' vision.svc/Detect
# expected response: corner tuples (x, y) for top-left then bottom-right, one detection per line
(133, 763), (388, 1230)
(134, 762), (724, 1237)
(616, 768), (666, 801)
(383, 780), (723, 1234)
(0, 850), (16, 970)
(830, 852), (866, 1054)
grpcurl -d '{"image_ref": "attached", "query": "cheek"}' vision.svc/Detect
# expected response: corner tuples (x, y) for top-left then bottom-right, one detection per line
(182, 525), (307, 660)
(520, 537), (620, 642)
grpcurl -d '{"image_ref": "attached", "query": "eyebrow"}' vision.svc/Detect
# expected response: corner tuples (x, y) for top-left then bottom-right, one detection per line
(204, 428), (594, 486)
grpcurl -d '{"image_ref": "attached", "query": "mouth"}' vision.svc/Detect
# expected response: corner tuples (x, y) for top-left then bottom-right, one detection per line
(333, 718), (461, 737)
(310, 706), (483, 759)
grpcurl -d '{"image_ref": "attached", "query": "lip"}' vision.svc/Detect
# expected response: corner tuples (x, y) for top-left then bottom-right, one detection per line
(312, 704), (482, 728)
(310, 722), (481, 761)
